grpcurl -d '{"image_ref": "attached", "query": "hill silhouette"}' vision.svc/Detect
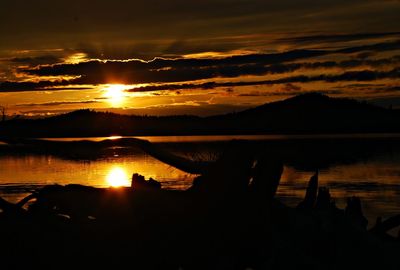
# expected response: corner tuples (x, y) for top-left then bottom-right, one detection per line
(210, 93), (400, 133)
(1, 93), (399, 137)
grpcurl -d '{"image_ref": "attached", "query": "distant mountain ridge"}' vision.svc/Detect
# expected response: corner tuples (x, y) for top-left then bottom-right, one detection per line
(1, 93), (399, 137)
(210, 93), (398, 133)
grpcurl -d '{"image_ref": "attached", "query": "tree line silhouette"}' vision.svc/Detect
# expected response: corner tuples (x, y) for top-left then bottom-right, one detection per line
(1, 93), (399, 137)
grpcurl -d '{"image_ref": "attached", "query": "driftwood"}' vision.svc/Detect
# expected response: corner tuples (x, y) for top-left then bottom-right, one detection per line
(371, 215), (400, 236)
(0, 197), (26, 215)
(0, 139), (399, 269)
(136, 139), (211, 174)
(250, 157), (283, 199)
(298, 171), (318, 209)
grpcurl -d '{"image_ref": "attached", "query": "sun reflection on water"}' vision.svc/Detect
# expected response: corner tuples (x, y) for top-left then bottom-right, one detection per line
(106, 166), (130, 187)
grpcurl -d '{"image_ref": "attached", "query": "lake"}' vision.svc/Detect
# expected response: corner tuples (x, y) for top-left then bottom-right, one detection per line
(1, 134), (400, 228)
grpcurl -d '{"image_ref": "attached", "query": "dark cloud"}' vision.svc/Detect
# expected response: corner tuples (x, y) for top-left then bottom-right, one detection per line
(2, 63), (399, 93)
(0, 39), (398, 93)
(381, 85), (400, 92)
(13, 40), (399, 87)
(0, 80), (73, 92)
(16, 100), (100, 107)
(336, 40), (400, 54)
(237, 89), (342, 97)
(337, 83), (387, 89)
(237, 91), (268, 97)
(2, 0), (400, 55)
(8, 55), (63, 67)
(20, 48), (329, 78)
(282, 83), (302, 92)
(44, 87), (94, 90)
(356, 52), (376, 60)
(126, 67), (400, 92)
(268, 67), (400, 84)
(276, 32), (400, 45)
(363, 85), (400, 94)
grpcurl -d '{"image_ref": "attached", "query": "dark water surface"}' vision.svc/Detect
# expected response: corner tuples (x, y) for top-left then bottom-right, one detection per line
(1, 134), (400, 227)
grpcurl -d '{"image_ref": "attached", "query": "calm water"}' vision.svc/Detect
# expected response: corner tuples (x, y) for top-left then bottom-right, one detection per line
(1, 134), (400, 227)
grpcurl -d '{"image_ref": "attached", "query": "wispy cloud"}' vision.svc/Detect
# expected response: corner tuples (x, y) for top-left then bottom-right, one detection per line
(0, 39), (396, 93)
(16, 100), (100, 107)
(275, 32), (400, 45)
(125, 67), (400, 92)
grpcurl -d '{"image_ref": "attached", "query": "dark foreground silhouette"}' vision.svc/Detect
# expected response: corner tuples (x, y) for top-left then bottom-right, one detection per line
(0, 140), (399, 270)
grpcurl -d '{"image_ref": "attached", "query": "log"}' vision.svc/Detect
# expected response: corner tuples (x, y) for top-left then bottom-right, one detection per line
(297, 171), (318, 209)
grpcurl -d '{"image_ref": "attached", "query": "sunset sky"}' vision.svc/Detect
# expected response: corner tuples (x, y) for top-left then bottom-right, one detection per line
(1, 0), (399, 117)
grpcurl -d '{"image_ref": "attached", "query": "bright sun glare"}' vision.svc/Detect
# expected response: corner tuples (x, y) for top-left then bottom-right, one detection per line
(104, 84), (128, 106)
(106, 166), (130, 187)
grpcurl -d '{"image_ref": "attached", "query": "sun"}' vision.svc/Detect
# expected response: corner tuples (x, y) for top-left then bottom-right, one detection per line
(103, 84), (129, 106)
(106, 166), (130, 187)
